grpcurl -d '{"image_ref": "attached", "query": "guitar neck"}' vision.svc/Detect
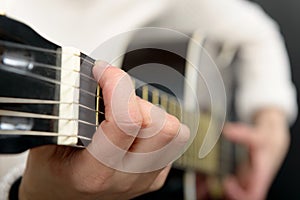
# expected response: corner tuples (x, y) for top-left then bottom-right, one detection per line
(0, 39), (188, 153)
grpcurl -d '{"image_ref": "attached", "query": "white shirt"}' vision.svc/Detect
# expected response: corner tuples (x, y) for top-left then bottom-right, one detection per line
(1, 0), (296, 122)
(0, 0), (297, 199)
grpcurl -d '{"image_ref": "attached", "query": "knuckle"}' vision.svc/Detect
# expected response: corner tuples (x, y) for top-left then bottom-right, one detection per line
(162, 114), (181, 138)
(118, 182), (135, 194)
(127, 106), (143, 128)
(149, 176), (167, 192)
(106, 66), (126, 76)
(177, 124), (191, 144)
(150, 181), (164, 192)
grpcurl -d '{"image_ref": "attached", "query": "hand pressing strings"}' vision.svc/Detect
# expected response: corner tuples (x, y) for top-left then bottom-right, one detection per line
(19, 61), (190, 200)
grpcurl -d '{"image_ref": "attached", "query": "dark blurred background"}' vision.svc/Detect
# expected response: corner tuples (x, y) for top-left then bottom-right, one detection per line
(249, 0), (300, 199)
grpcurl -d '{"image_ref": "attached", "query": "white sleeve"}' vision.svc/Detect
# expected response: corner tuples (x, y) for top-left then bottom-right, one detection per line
(152, 0), (297, 123)
(0, 164), (25, 200)
(0, 152), (28, 200)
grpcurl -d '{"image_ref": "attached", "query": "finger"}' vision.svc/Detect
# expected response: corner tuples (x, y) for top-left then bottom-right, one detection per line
(224, 166), (269, 200)
(87, 62), (145, 170)
(148, 164), (172, 192)
(91, 61), (144, 149)
(223, 123), (256, 147)
(223, 153), (270, 200)
(92, 61), (142, 136)
(137, 98), (190, 153)
(121, 122), (190, 172)
(247, 155), (272, 200)
(223, 175), (247, 200)
(130, 99), (185, 152)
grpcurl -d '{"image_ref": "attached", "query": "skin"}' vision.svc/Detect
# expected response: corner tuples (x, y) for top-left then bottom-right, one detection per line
(223, 108), (290, 200)
(18, 62), (289, 200)
(19, 62), (190, 200)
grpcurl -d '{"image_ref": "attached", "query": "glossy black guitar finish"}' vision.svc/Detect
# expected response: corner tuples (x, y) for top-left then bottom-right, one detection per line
(0, 16), (99, 153)
(0, 15), (60, 153)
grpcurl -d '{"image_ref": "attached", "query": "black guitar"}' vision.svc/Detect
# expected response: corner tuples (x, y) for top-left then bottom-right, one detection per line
(0, 14), (205, 153)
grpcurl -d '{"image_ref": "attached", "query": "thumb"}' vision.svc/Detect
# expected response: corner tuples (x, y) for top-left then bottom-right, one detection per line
(223, 176), (246, 200)
(223, 123), (255, 147)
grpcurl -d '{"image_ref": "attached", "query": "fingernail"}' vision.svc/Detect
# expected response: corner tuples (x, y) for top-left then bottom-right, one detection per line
(93, 60), (110, 82)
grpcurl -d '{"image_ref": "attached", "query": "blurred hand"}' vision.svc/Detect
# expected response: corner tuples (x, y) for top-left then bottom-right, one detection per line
(223, 109), (290, 200)
(19, 61), (190, 200)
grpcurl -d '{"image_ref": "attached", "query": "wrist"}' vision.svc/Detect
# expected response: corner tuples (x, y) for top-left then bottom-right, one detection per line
(253, 107), (290, 160)
(253, 107), (289, 130)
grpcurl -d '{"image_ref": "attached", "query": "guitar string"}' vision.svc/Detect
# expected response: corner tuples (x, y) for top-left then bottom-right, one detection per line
(1, 49), (97, 83)
(0, 42), (210, 165)
(0, 39), (100, 97)
(0, 57), (182, 126)
(0, 39), (95, 66)
(0, 50), (104, 114)
(0, 40), (178, 102)
(0, 63), (101, 99)
(26, 60), (97, 83)
(0, 97), (104, 113)
(0, 63), (181, 110)
(0, 40), (60, 54)
(0, 109), (100, 127)
(0, 130), (92, 141)
(0, 40), (185, 124)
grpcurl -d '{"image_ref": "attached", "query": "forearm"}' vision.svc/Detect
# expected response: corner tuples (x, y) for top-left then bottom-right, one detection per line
(253, 107), (289, 130)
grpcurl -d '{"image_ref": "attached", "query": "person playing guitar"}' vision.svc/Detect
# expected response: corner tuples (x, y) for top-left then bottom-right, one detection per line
(0, 0), (297, 200)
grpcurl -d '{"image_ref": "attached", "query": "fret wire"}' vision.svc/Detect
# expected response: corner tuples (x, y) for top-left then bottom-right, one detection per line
(0, 109), (103, 127)
(0, 64), (102, 99)
(0, 97), (104, 114)
(152, 89), (159, 105)
(96, 85), (100, 127)
(168, 98), (177, 116)
(132, 78), (184, 107)
(142, 85), (149, 101)
(0, 130), (92, 141)
(160, 93), (168, 110)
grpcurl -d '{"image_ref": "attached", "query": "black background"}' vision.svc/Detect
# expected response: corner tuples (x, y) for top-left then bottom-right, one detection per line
(249, 0), (300, 199)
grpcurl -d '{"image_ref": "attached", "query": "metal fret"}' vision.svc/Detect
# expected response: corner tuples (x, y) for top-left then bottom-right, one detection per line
(160, 93), (168, 110)
(142, 85), (149, 101)
(151, 89), (159, 105)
